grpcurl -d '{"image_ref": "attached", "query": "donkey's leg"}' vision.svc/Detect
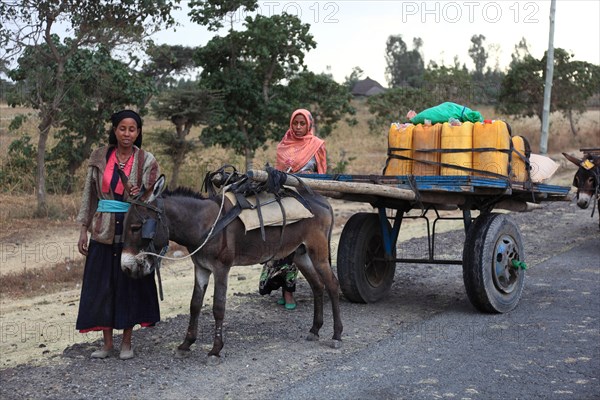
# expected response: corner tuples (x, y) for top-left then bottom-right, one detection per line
(294, 251), (325, 341)
(207, 266), (230, 363)
(316, 260), (343, 345)
(177, 265), (211, 354)
(309, 246), (344, 347)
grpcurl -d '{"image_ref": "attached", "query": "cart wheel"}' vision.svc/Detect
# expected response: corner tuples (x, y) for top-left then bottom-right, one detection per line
(337, 213), (396, 303)
(463, 213), (525, 313)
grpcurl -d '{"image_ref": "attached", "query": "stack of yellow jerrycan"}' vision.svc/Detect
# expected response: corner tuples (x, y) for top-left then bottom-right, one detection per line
(412, 122), (442, 176)
(510, 136), (530, 182)
(382, 113), (527, 181)
(383, 123), (414, 175)
(472, 119), (511, 177)
(440, 120), (474, 176)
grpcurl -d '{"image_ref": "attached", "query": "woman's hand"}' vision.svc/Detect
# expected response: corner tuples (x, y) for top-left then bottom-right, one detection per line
(78, 226), (89, 256)
(129, 185), (140, 197)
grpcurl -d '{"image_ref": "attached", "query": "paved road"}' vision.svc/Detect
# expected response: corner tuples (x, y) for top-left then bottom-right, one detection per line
(285, 238), (600, 399)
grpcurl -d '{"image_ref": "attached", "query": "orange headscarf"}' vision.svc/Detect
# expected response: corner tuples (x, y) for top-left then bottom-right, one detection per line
(276, 109), (327, 174)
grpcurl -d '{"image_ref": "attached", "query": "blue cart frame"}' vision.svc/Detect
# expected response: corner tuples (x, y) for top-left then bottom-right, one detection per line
(296, 174), (570, 313)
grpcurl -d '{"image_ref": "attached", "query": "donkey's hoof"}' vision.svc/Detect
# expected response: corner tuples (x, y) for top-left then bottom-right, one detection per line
(175, 348), (191, 359)
(330, 339), (342, 349)
(206, 355), (221, 366)
(306, 332), (319, 342)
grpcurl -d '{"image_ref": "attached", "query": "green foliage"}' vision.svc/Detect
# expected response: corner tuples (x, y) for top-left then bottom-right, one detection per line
(143, 42), (198, 91)
(343, 66), (364, 90)
(469, 34), (488, 78)
(192, 6), (353, 168)
(0, 135), (36, 193)
(366, 87), (436, 134)
(385, 35), (425, 88)
(282, 71), (356, 137)
(151, 85), (223, 186)
(329, 150), (356, 174)
(188, 0), (259, 31)
(423, 64), (474, 105)
(1, 0), (179, 207)
(498, 48), (600, 125)
(8, 114), (28, 131)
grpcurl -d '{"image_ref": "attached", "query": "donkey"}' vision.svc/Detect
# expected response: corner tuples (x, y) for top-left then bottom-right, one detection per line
(563, 152), (600, 228)
(119, 174), (342, 364)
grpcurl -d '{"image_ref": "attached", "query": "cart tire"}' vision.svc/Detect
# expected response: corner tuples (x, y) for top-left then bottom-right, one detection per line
(337, 213), (396, 303)
(463, 213), (525, 313)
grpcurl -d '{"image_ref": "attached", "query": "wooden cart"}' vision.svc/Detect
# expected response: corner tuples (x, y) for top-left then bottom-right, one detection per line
(248, 171), (570, 313)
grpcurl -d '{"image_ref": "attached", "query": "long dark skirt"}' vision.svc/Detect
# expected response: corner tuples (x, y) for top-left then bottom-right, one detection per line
(76, 240), (160, 332)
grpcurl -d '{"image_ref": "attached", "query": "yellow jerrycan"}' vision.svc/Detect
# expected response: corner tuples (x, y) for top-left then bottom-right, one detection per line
(384, 123), (414, 176)
(412, 123), (442, 176)
(440, 121), (474, 176)
(472, 120), (510, 178)
(510, 135), (530, 182)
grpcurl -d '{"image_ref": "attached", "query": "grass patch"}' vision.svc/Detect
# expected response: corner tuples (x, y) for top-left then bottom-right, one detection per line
(0, 258), (84, 299)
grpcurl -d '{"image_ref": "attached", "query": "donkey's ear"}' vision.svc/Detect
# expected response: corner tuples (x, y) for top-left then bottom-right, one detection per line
(147, 175), (166, 203)
(562, 152), (582, 167)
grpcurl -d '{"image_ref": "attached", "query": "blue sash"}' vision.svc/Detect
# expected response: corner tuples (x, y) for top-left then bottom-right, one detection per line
(97, 199), (130, 213)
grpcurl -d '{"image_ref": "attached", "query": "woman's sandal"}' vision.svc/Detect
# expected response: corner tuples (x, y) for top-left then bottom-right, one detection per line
(91, 348), (111, 359)
(284, 302), (297, 310)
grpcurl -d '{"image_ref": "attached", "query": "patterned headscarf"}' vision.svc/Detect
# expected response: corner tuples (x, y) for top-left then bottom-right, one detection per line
(276, 109), (327, 174)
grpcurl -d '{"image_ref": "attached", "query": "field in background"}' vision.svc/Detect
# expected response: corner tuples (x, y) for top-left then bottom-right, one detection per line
(0, 101), (598, 298)
(1, 101), (599, 225)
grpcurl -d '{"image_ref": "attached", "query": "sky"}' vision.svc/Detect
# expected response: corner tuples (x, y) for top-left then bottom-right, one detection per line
(154, 0), (600, 86)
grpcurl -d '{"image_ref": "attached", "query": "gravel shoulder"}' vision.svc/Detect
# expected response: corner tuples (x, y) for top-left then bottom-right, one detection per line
(1, 196), (597, 399)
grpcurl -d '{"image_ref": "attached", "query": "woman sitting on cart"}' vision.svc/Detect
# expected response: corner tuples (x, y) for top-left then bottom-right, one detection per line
(259, 108), (327, 310)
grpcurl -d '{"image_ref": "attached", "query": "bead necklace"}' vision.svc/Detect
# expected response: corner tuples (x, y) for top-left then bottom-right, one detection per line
(116, 151), (133, 169)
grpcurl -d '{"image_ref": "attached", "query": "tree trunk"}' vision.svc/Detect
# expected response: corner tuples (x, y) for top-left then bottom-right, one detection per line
(244, 147), (255, 173)
(35, 115), (52, 216)
(568, 109), (578, 136)
(169, 152), (183, 188)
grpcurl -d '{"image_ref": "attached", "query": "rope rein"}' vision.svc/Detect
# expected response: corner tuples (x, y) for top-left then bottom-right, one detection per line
(135, 180), (233, 262)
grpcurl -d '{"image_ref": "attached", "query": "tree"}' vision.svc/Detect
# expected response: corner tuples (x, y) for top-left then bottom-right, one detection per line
(423, 63), (473, 105)
(140, 43), (198, 107)
(0, 0), (177, 214)
(191, 1), (354, 170)
(276, 71), (356, 137)
(468, 34), (488, 80)
(343, 66), (364, 90)
(498, 48), (600, 134)
(511, 37), (531, 66)
(366, 87), (437, 134)
(385, 35), (425, 88)
(151, 85), (223, 187)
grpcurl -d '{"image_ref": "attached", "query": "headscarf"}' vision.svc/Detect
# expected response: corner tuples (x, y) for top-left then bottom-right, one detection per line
(108, 109), (143, 148)
(276, 109), (327, 174)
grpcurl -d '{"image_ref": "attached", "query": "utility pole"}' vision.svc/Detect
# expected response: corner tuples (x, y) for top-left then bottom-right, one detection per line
(540, 0), (556, 155)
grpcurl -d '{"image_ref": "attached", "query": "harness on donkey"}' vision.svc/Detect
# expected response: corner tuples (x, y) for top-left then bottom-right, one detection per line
(202, 165), (315, 245)
(120, 166), (317, 299)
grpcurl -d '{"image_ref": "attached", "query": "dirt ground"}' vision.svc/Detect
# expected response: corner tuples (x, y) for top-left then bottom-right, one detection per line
(0, 195), (471, 369)
(0, 162), (590, 399)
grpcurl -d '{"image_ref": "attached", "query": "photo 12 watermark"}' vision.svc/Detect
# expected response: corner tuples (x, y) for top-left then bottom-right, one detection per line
(398, 1), (541, 24)
(232, 1), (341, 24)
(397, 321), (546, 346)
(0, 241), (80, 269)
(0, 321), (102, 345)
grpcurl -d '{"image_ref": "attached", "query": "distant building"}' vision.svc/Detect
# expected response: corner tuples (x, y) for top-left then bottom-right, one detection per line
(351, 77), (386, 97)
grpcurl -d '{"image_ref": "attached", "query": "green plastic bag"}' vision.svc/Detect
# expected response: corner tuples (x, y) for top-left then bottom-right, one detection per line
(410, 102), (483, 124)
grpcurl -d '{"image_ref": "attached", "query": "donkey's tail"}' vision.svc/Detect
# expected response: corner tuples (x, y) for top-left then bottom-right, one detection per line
(326, 198), (335, 268)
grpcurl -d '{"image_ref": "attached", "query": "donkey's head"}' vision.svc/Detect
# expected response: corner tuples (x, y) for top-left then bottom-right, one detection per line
(120, 173), (169, 278)
(562, 152), (600, 209)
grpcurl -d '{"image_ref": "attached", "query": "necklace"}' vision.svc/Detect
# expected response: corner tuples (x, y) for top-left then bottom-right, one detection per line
(116, 151), (133, 169)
